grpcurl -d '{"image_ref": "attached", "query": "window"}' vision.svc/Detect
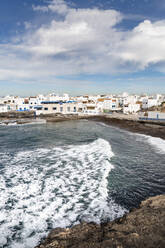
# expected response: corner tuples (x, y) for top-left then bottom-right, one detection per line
(60, 107), (63, 112)
(74, 106), (76, 112)
(53, 107), (57, 110)
(67, 107), (70, 112)
(44, 107), (48, 110)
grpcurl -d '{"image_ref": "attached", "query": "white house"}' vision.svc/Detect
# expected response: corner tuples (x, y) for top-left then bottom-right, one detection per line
(83, 104), (100, 115)
(47, 93), (70, 102)
(96, 98), (119, 112)
(36, 101), (78, 115)
(0, 104), (10, 113)
(123, 104), (141, 114)
(103, 99), (119, 111)
(16, 104), (30, 111)
(142, 98), (159, 109)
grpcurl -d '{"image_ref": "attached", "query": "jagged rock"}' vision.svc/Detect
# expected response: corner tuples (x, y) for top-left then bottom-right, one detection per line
(35, 195), (165, 248)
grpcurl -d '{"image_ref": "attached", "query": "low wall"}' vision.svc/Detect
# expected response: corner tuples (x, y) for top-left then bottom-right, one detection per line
(139, 117), (165, 122)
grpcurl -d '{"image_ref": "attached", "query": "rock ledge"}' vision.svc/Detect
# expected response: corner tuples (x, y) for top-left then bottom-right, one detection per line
(35, 195), (165, 248)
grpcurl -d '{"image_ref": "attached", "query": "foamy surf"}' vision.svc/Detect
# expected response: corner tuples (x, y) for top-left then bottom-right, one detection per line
(136, 134), (165, 154)
(147, 136), (165, 154)
(0, 138), (126, 248)
(0, 119), (46, 126)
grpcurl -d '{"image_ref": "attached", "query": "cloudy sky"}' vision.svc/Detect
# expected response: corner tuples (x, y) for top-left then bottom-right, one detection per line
(0, 0), (165, 96)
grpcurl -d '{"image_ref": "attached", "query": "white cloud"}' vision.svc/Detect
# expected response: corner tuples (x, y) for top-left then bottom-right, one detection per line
(116, 20), (165, 69)
(1, 0), (165, 84)
(26, 8), (122, 59)
(32, 0), (70, 15)
(24, 21), (32, 30)
(32, 5), (49, 12)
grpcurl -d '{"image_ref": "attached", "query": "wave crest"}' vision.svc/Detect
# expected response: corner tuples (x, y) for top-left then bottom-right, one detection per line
(0, 138), (126, 248)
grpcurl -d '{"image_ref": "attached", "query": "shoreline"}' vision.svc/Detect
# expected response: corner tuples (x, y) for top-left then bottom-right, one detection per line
(1, 114), (165, 247)
(87, 115), (165, 140)
(1, 113), (165, 140)
(35, 195), (165, 248)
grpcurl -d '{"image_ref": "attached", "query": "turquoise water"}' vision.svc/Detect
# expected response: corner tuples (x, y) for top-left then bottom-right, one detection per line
(0, 120), (165, 248)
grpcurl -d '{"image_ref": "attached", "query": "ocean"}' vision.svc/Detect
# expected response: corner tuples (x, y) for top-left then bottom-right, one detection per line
(0, 120), (165, 248)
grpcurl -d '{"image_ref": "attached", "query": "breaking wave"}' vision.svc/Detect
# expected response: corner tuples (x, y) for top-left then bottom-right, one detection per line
(147, 136), (165, 154)
(0, 138), (126, 248)
(136, 134), (165, 154)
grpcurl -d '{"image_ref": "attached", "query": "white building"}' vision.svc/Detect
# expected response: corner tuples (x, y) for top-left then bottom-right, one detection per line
(123, 104), (141, 114)
(122, 95), (138, 106)
(0, 104), (10, 113)
(96, 97), (120, 112)
(142, 98), (159, 109)
(16, 104), (30, 111)
(2, 95), (16, 104)
(139, 111), (165, 120)
(83, 105), (100, 115)
(148, 111), (165, 120)
(47, 93), (70, 102)
(36, 101), (78, 115)
(103, 99), (119, 111)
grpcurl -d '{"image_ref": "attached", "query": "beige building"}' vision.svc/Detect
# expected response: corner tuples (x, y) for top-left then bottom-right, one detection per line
(36, 101), (78, 115)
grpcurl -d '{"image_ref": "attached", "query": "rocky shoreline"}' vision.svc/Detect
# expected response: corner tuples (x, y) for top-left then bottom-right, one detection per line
(88, 115), (165, 140)
(36, 113), (165, 141)
(35, 195), (165, 248)
(1, 112), (165, 139)
(1, 112), (164, 247)
(33, 116), (165, 248)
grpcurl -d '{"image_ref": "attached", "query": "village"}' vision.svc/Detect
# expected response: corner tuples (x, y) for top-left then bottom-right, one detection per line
(0, 92), (165, 121)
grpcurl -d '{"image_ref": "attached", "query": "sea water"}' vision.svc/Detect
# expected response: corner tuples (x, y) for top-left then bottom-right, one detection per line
(0, 120), (165, 248)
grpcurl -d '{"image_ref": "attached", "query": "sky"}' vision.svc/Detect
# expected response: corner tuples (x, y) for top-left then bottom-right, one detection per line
(0, 0), (165, 96)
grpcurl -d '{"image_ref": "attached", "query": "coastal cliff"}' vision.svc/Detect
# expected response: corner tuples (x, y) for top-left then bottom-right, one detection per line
(35, 195), (165, 248)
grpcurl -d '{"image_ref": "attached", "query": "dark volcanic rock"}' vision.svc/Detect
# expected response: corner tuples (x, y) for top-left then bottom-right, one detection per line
(89, 116), (165, 140)
(35, 195), (165, 248)
(0, 111), (35, 119)
(41, 114), (88, 123)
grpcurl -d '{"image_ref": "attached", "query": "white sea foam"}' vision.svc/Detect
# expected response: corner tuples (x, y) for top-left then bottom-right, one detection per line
(0, 119), (46, 127)
(97, 122), (110, 128)
(136, 134), (165, 154)
(147, 136), (165, 154)
(0, 138), (126, 248)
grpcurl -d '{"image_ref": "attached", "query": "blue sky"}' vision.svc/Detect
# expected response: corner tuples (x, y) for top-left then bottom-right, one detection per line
(0, 0), (165, 96)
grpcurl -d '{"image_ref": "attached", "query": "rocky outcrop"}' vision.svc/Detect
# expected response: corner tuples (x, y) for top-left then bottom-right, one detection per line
(41, 113), (87, 122)
(35, 195), (165, 248)
(0, 111), (35, 119)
